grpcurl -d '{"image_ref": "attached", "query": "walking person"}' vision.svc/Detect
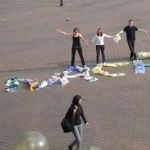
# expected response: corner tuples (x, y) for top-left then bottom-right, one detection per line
(116, 20), (148, 60)
(90, 28), (114, 64)
(57, 28), (89, 67)
(65, 95), (89, 150)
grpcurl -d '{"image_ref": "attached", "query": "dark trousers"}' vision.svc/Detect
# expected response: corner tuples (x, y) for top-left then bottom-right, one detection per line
(71, 46), (85, 67)
(96, 45), (105, 64)
(60, 0), (63, 6)
(127, 40), (136, 59)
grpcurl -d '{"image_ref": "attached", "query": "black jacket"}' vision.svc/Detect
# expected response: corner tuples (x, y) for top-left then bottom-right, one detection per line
(65, 104), (87, 126)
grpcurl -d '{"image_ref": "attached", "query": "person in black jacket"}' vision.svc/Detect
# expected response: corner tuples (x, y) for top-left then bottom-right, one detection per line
(65, 95), (89, 150)
(116, 20), (148, 60)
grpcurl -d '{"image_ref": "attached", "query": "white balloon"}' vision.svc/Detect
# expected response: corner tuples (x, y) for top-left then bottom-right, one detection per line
(15, 132), (49, 150)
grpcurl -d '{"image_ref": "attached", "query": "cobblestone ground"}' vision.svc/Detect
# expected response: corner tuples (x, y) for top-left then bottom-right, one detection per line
(0, 0), (150, 150)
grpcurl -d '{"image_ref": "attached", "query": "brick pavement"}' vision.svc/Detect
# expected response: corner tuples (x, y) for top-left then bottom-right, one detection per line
(0, 0), (150, 150)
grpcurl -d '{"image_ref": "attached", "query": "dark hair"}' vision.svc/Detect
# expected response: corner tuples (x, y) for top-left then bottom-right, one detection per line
(73, 28), (79, 33)
(129, 20), (133, 23)
(97, 28), (103, 36)
(72, 95), (82, 105)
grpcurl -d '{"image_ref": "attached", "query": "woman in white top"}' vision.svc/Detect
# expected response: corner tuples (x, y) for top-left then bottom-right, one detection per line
(91, 28), (114, 64)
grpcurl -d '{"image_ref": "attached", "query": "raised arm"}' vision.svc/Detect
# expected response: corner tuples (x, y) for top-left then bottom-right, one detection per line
(108, 35), (115, 38)
(115, 30), (124, 36)
(89, 35), (96, 45)
(79, 34), (89, 46)
(57, 29), (73, 36)
(105, 34), (115, 38)
(138, 29), (148, 33)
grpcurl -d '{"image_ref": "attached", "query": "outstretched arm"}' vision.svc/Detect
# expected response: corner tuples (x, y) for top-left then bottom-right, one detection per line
(109, 35), (115, 38)
(56, 29), (73, 36)
(115, 30), (124, 36)
(89, 35), (96, 45)
(79, 34), (89, 46)
(105, 34), (115, 38)
(138, 29), (148, 33)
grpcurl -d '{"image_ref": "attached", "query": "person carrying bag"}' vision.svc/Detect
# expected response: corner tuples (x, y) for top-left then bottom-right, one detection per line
(61, 105), (77, 133)
(61, 95), (89, 150)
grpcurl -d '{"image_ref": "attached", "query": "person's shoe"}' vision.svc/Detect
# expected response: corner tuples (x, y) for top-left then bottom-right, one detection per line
(68, 146), (72, 150)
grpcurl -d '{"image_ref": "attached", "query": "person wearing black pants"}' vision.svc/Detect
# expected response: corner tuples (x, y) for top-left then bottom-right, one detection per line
(65, 95), (89, 150)
(127, 40), (136, 59)
(57, 28), (89, 67)
(71, 45), (85, 67)
(96, 45), (105, 64)
(91, 28), (114, 64)
(116, 20), (148, 60)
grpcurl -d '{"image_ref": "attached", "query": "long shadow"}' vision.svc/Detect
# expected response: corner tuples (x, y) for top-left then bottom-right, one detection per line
(0, 57), (130, 77)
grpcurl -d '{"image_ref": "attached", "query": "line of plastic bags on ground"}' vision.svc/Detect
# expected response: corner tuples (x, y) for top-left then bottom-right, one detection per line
(5, 66), (98, 92)
(5, 63), (132, 92)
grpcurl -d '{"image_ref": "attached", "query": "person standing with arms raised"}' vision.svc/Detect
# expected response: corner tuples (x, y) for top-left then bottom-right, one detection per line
(90, 28), (114, 64)
(116, 20), (148, 60)
(57, 28), (89, 67)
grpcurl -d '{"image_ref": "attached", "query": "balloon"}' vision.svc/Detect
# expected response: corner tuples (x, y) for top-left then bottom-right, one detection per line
(15, 131), (49, 150)
(82, 146), (100, 150)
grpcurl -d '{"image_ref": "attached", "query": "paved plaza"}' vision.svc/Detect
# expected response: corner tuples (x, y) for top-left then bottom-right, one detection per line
(0, 0), (150, 149)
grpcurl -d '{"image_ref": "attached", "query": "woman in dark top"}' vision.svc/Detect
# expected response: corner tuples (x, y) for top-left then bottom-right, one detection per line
(65, 95), (89, 150)
(57, 28), (89, 67)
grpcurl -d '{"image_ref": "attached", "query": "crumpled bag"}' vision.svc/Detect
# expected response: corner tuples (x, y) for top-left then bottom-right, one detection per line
(38, 74), (61, 89)
(133, 60), (145, 74)
(113, 35), (121, 43)
(59, 76), (69, 86)
(65, 66), (78, 73)
(5, 78), (19, 92)
(136, 52), (150, 59)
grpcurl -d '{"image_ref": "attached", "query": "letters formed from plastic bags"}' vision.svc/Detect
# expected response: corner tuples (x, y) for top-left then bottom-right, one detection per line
(92, 62), (130, 77)
(5, 78), (19, 92)
(65, 66), (78, 73)
(133, 60), (145, 74)
(38, 74), (61, 89)
(59, 75), (69, 86)
(136, 52), (150, 59)
(4, 66), (98, 92)
(65, 66), (98, 82)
